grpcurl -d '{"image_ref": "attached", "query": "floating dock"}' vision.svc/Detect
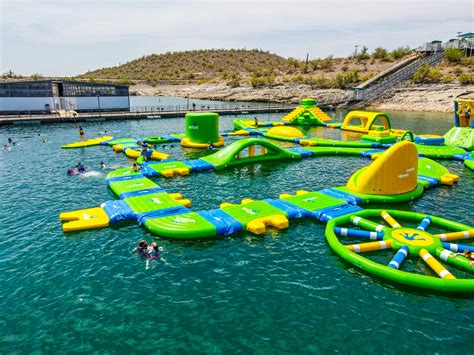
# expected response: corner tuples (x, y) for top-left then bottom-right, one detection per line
(0, 106), (302, 126)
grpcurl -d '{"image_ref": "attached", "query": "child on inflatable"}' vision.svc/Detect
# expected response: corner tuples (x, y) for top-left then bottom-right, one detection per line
(131, 163), (141, 172)
(454, 249), (474, 267)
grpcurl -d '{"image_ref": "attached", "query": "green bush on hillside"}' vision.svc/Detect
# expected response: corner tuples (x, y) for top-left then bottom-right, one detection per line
(459, 73), (474, 85)
(391, 46), (411, 60)
(249, 74), (275, 88)
(373, 47), (389, 60)
(355, 46), (370, 61)
(412, 64), (442, 83)
(334, 69), (360, 89)
(444, 48), (463, 64)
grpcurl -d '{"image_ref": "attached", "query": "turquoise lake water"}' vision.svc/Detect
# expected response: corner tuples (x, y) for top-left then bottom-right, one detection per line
(0, 105), (473, 353)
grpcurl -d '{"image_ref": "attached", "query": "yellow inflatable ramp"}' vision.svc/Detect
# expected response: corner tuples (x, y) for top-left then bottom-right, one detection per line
(61, 136), (113, 149)
(347, 141), (418, 195)
(308, 107), (333, 122)
(59, 207), (110, 232)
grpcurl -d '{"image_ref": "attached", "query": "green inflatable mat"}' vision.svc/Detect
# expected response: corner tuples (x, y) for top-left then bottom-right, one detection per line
(144, 133), (186, 144)
(302, 146), (372, 156)
(418, 157), (451, 179)
(106, 168), (141, 179)
(144, 212), (217, 239)
(108, 178), (159, 197)
(280, 191), (347, 213)
(221, 200), (287, 227)
(105, 138), (137, 146)
(416, 144), (466, 159)
(333, 183), (425, 204)
(465, 159), (474, 171)
(301, 138), (376, 148)
(125, 192), (183, 214)
(146, 161), (190, 175)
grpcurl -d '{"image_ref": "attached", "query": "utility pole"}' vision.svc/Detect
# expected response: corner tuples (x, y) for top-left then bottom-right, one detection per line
(354, 45), (359, 57)
(457, 32), (462, 49)
(304, 53), (309, 74)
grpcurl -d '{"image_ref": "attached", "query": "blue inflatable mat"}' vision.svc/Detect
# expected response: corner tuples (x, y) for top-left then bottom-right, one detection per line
(264, 199), (312, 219)
(101, 200), (135, 223)
(360, 149), (384, 158)
(138, 163), (160, 178)
(418, 175), (438, 188)
(106, 174), (144, 185)
(119, 187), (165, 199)
(198, 209), (243, 236)
(184, 159), (215, 172)
(319, 188), (362, 205)
(289, 147), (314, 158)
(137, 206), (190, 225)
(315, 204), (363, 222)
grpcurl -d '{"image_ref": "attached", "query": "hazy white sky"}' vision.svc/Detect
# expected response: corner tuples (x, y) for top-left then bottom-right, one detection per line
(0, 0), (472, 76)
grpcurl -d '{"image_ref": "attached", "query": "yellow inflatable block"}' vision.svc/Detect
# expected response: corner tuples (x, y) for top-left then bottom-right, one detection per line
(229, 130), (250, 136)
(267, 126), (304, 138)
(177, 199), (192, 208)
(60, 207), (109, 232)
(347, 141), (418, 195)
(440, 173), (459, 186)
(368, 129), (391, 137)
(299, 139), (316, 146)
(125, 149), (169, 161)
(181, 136), (224, 149)
(161, 168), (190, 178)
(113, 144), (125, 152)
(247, 215), (289, 235)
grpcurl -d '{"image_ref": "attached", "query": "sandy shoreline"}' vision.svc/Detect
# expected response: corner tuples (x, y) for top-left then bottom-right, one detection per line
(131, 83), (474, 112)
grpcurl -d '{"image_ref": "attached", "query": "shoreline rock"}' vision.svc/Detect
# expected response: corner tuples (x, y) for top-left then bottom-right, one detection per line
(130, 83), (474, 112)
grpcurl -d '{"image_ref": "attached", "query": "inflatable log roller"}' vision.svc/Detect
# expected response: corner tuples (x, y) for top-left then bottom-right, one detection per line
(181, 112), (224, 148)
(325, 208), (474, 292)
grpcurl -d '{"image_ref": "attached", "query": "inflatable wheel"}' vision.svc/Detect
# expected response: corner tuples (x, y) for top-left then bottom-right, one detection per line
(325, 209), (474, 292)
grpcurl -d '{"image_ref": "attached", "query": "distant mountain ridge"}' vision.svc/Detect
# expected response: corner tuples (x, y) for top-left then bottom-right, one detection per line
(79, 49), (291, 84)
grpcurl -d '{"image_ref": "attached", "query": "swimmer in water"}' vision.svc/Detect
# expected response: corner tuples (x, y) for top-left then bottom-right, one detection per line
(99, 161), (106, 169)
(146, 242), (162, 269)
(76, 161), (86, 173)
(132, 239), (148, 257)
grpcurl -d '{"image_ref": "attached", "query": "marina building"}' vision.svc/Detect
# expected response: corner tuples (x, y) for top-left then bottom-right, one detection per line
(0, 80), (130, 114)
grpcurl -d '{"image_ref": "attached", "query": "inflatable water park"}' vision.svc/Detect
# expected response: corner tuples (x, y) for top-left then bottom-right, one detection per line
(60, 97), (474, 293)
